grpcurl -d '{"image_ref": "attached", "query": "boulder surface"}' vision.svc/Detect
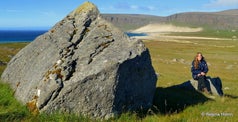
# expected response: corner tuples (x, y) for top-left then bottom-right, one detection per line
(1, 2), (157, 119)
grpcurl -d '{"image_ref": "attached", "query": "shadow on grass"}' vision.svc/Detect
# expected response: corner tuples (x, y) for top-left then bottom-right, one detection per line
(223, 94), (238, 99)
(151, 86), (210, 115)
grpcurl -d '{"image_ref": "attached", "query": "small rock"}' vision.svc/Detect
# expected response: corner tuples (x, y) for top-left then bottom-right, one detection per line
(0, 60), (7, 66)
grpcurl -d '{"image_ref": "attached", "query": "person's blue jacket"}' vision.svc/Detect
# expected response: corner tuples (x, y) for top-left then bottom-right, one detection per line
(191, 60), (209, 79)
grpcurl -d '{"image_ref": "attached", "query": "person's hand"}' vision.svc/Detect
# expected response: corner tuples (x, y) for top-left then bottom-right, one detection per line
(201, 72), (206, 76)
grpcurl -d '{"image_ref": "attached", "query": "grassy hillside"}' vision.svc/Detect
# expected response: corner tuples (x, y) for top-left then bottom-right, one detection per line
(0, 29), (238, 121)
(102, 9), (238, 31)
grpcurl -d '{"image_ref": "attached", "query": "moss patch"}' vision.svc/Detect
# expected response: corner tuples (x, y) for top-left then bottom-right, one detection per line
(74, 1), (97, 15)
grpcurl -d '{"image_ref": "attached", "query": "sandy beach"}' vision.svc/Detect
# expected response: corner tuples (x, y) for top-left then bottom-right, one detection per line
(130, 24), (232, 42)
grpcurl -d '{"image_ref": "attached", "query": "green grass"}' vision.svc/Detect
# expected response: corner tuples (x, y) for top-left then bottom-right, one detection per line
(0, 43), (28, 76)
(0, 43), (28, 62)
(143, 29), (238, 121)
(0, 29), (238, 121)
(0, 82), (29, 121)
(168, 29), (238, 39)
(0, 80), (93, 121)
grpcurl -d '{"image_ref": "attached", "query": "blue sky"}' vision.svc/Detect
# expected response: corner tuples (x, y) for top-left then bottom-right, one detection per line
(0, 0), (238, 29)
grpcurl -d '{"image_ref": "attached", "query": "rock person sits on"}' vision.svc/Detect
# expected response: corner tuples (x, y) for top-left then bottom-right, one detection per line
(191, 52), (211, 94)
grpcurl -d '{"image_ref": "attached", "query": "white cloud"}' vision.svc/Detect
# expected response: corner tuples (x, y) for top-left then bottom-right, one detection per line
(147, 6), (156, 11)
(6, 9), (23, 13)
(112, 3), (156, 12)
(206, 0), (238, 7)
(132, 5), (157, 11)
(130, 5), (138, 10)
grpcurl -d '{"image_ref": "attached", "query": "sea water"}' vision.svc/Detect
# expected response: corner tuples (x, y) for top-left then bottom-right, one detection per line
(126, 32), (147, 37)
(0, 30), (146, 43)
(0, 30), (47, 43)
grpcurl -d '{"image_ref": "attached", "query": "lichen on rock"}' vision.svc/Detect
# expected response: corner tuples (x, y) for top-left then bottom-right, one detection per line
(1, 1), (157, 119)
(73, 1), (98, 15)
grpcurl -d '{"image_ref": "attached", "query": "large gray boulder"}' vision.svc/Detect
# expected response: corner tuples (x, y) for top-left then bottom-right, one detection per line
(1, 2), (157, 119)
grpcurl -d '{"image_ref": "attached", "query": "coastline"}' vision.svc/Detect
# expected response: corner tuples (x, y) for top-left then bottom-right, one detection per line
(0, 31), (145, 44)
(0, 40), (32, 44)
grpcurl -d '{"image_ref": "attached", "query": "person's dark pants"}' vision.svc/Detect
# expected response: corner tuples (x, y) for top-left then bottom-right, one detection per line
(196, 75), (207, 91)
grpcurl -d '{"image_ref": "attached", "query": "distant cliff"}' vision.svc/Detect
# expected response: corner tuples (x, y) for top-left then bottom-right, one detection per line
(102, 9), (238, 31)
(166, 9), (238, 30)
(102, 14), (166, 31)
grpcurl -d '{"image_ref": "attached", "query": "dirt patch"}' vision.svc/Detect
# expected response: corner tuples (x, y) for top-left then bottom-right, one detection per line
(132, 24), (203, 33)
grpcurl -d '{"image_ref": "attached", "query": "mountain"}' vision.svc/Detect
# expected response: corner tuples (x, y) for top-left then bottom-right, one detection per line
(214, 9), (238, 15)
(102, 9), (238, 31)
(102, 14), (166, 31)
(166, 9), (238, 30)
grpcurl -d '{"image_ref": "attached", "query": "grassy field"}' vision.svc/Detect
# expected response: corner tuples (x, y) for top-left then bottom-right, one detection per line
(0, 30), (238, 121)
(167, 29), (238, 39)
(143, 35), (238, 121)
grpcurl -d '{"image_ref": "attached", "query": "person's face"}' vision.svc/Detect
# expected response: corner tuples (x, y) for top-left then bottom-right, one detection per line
(197, 54), (202, 61)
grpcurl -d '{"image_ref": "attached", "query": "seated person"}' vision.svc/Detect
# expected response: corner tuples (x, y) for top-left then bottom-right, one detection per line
(191, 52), (211, 94)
